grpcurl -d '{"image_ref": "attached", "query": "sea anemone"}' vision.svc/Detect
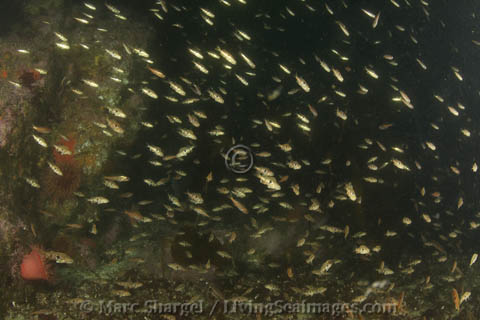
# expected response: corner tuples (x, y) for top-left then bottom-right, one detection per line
(20, 247), (51, 280)
(42, 160), (81, 204)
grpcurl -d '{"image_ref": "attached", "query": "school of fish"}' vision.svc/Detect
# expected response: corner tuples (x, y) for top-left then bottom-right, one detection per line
(20, 0), (480, 318)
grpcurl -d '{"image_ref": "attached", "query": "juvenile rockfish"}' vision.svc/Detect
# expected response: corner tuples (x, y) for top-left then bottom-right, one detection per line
(217, 47), (236, 65)
(42, 249), (74, 264)
(82, 79), (99, 88)
(176, 145), (195, 158)
(141, 87), (158, 99)
(186, 192), (204, 204)
(105, 49), (122, 60)
(147, 66), (166, 78)
(178, 128), (197, 140)
(208, 89), (224, 104)
(48, 161), (63, 176)
(295, 74), (310, 92)
(25, 177), (40, 188)
(53, 144), (72, 156)
(147, 144), (164, 157)
(254, 166), (274, 177)
(32, 135), (48, 148)
(87, 196), (109, 204)
(230, 196), (248, 214)
(104, 175), (129, 182)
(168, 81), (186, 96)
(255, 173), (281, 190)
(106, 106), (126, 118)
(106, 118), (124, 134)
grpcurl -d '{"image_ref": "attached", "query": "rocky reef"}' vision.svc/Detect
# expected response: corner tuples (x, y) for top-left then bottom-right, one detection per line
(0, 0), (152, 317)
